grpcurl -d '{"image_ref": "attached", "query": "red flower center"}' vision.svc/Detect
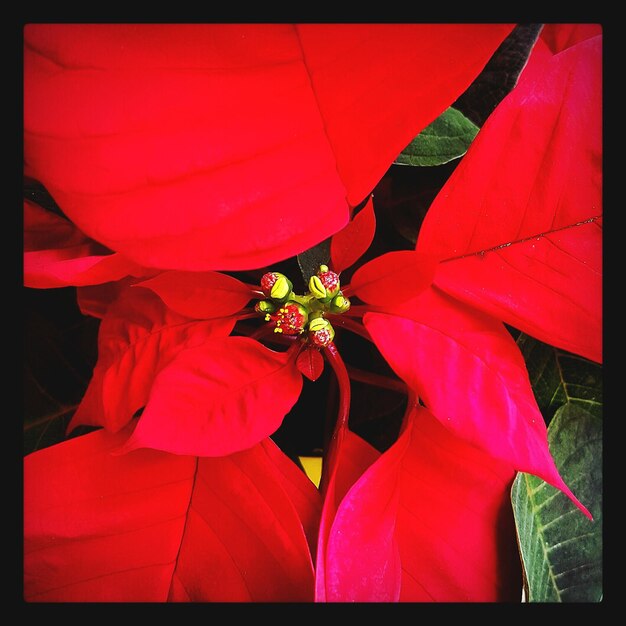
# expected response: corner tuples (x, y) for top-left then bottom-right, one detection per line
(271, 303), (308, 335)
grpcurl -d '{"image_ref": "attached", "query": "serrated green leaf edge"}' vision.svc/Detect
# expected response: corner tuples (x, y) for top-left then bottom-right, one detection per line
(394, 106), (479, 167)
(518, 334), (602, 425)
(512, 403), (602, 602)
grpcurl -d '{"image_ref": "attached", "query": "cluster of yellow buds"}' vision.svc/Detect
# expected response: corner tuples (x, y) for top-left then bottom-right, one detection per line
(254, 265), (350, 347)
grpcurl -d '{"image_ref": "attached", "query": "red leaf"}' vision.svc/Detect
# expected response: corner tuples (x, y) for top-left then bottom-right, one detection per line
(25, 24), (512, 271)
(322, 407), (521, 601)
(24, 199), (85, 251)
(70, 287), (234, 433)
(77, 277), (138, 319)
(363, 287), (591, 518)
(347, 250), (435, 306)
(24, 428), (317, 601)
(330, 196), (376, 273)
(296, 346), (325, 381)
(314, 344), (380, 601)
(122, 338), (303, 456)
(540, 23), (602, 53)
(259, 434), (323, 559)
(25, 247), (146, 289)
(434, 219), (602, 363)
(296, 24), (513, 207)
(136, 270), (255, 319)
(24, 200), (146, 288)
(315, 430), (380, 602)
(416, 38), (601, 362)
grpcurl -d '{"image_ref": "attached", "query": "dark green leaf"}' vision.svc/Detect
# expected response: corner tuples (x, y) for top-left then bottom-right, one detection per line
(513, 333), (602, 601)
(394, 107), (478, 167)
(454, 23), (543, 127)
(512, 403), (602, 602)
(518, 333), (602, 425)
(24, 288), (100, 454)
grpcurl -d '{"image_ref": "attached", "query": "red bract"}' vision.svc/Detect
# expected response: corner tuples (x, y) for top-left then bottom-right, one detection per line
(70, 287), (236, 433)
(24, 427), (320, 601)
(121, 337), (304, 457)
(330, 195), (376, 273)
(347, 250), (436, 306)
(354, 35), (601, 517)
(24, 24), (512, 271)
(416, 36), (602, 363)
(363, 287), (589, 518)
(136, 270), (257, 319)
(296, 346), (325, 382)
(540, 23), (602, 53)
(319, 407), (521, 601)
(23, 24), (601, 603)
(24, 200), (147, 288)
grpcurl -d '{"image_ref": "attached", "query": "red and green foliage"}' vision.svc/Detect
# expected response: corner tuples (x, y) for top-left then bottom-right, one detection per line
(24, 23), (602, 602)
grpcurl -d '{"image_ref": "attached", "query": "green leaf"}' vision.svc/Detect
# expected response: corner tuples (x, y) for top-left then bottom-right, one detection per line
(513, 334), (602, 601)
(518, 334), (602, 425)
(394, 107), (478, 167)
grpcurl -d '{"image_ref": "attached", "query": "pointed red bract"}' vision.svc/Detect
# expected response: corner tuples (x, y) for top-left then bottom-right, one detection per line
(25, 24), (511, 271)
(416, 37), (602, 363)
(260, 435), (323, 559)
(136, 270), (255, 319)
(315, 430), (381, 602)
(24, 428), (317, 601)
(77, 277), (138, 319)
(24, 199), (84, 250)
(122, 338), (303, 457)
(330, 196), (376, 273)
(314, 344), (380, 601)
(347, 250), (435, 305)
(70, 287), (234, 433)
(433, 219), (602, 363)
(322, 407), (521, 601)
(540, 23), (602, 53)
(24, 200), (146, 288)
(295, 24), (513, 207)
(363, 287), (590, 518)
(417, 36), (601, 260)
(25, 248), (145, 289)
(320, 428), (398, 602)
(296, 346), (325, 382)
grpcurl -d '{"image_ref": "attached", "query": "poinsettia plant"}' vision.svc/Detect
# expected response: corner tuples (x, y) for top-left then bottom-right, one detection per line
(23, 23), (602, 602)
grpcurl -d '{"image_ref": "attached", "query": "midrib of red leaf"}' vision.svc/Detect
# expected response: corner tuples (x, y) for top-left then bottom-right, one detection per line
(167, 458), (198, 600)
(175, 469), (294, 599)
(292, 25), (346, 204)
(105, 318), (209, 358)
(439, 216), (601, 264)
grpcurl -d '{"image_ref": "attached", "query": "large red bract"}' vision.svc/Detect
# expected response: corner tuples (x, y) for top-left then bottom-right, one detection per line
(24, 428), (320, 601)
(23, 24), (601, 603)
(24, 24), (512, 271)
(363, 287), (590, 518)
(121, 337), (304, 457)
(416, 36), (602, 363)
(69, 287), (235, 433)
(319, 407), (521, 601)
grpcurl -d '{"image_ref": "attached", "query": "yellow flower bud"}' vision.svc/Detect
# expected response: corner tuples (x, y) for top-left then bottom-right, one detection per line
(309, 274), (328, 300)
(270, 275), (292, 301)
(308, 317), (330, 333)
